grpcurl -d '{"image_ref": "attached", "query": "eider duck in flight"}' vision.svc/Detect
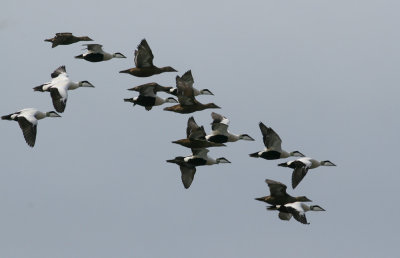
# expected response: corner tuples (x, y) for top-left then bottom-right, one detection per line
(75, 44), (126, 62)
(123, 82), (178, 111)
(167, 148), (231, 189)
(33, 65), (94, 113)
(172, 116), (226, 149)
(44, 32), (93, 48)
(2, 108), (61, 147)
(249, 122), (304, 160)
(164, 70), (220, 114)
(255, 179), (311, 207)
(278, 157), (336, 189)
(268, 202), (325, 225)
(119, 39), (177, 77)
(205, 112), (254, 143)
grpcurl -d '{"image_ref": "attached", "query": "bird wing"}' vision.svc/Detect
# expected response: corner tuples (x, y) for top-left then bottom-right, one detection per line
(278, 212), (292, 221)
(180, 165), (196, 189)
(84, 44), (103, 52)
(259, 122), (282, 151)
(211, 112), (229, 125)
(56, 32), (73, 37)
(129, 83), (173, 95)
(17, 116), (37, 147)
(186, 117), (206, 140)
(134, 39), (154, 68)
(285, 206), (308, 224)
(51, 65), (67, 78)
(265, 179), (287, 197)
(176, 71), (196, 106)
(291, 166), (309, 189)
(211, 123), (229, 134)
(191, 148), (209, 158)
(50, 87), (68, 113)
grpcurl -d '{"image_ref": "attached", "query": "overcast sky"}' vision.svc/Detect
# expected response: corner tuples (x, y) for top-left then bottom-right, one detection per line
(1, 1), (399, 257)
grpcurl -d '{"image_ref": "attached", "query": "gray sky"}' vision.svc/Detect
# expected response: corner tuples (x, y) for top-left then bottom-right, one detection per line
(1, 0), (399, 257)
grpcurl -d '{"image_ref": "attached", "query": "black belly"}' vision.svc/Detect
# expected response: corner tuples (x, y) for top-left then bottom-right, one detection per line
(187, 158), (207, 166)
(207, 134), (228, 143)
(134, 95), (156, 107)
(259, 150), (282, 160)
(84, 53), (105, 62)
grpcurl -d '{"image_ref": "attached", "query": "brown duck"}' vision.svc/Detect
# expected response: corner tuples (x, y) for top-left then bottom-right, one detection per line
(164, 70), (220, 114)
(119, 39), (177, 77)
(172, 116), (226, 149)
(44, 32), (93, 48)
(255, 179), (311, 206)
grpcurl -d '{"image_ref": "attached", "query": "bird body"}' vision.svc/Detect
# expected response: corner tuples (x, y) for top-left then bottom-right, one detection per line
(167, 148), (230, 189)
(172, 116), (226, 149)
(119, 39), (176, 77)
(2, 108), (61, 147)
(206, 112), (254, 143)
(255, 179), (311, 206)
(278, 157), (336, 189)
(75, 44), (126, 62)
(168, 87), (213, 97)
(124, 82), (177, 110)
(33, 66), (94, 112)
(249, 122), (304, 160)
(163, 70), (220, 114)
(272, 202), (325, 224)
(44, 32), (92, 48)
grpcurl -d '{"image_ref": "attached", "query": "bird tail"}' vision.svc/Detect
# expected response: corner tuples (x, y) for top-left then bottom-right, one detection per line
(33, 85), (45, 92)
(1, 114), (14, 120)
(119, 69), (130, 74)
(74, 54), (84, 59)
(124, 98), (134, 103)
(249, 152), (259, 158)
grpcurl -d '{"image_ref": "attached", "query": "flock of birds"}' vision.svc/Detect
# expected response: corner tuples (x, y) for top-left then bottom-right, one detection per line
(2, 32), (336, 225)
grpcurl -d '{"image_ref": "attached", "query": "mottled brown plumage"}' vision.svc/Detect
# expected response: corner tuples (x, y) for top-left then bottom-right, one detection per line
(164, 70), (220, 114)
(44, 32), (92, 48)
(172, 117), (226, 149)
(119, 39), (177, 77)
(255, 179), (311, 206)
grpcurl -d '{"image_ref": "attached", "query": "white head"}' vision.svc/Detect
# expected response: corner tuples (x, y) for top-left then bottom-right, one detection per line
(321, 160), (336, 166)
(310, 205), (325, 211)
(290, 151), (305, 157)
(78, 80), (95, 87)
(113, 52), (127, 58)
(200, 89), (214, 95)
(216, 157), (231, 164)
(45, 111), (61, 117)
(165, 97), (178, 103)
(239, 134), (255, 141)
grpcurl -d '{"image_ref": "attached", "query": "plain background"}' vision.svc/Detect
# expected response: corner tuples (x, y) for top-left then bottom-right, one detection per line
(1, 1), (399, 257)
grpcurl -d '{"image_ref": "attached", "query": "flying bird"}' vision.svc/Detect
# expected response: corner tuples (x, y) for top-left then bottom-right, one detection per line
(249, 122), (304, 160)
(164, 70), (220, 114)
(255, 179), (311, 207)
(119, 39), (177, 77)
(278, 157), (336, 189)
(75, 44), (126, 62)
(268, 202), (325, 225)
(167, 148), (231, 189)
(2, 108), (61, 147)
(124, 82), (178, 111)
(172, 116), (226, 149)
(44, 32), (93, 48)
(33, 65), (94, 113)
(206, 112), (254, 143)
